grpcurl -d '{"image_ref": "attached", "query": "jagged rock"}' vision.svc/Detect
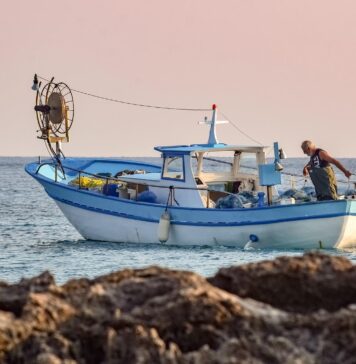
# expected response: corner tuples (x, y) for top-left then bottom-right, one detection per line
(0, 253), (355, 363)
(209, 252), (356, 313)
(0, 271), (55, 316)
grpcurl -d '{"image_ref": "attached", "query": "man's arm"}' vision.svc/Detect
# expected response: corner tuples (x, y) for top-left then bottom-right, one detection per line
(303, 162), (311, 176)
(319, 150), (352, 178)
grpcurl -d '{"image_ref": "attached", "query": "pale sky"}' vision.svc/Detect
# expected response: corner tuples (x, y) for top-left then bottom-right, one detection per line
(1, 0), (356, 157)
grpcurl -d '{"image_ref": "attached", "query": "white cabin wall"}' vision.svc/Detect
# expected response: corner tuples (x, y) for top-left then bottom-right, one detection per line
(149, 154), (205, 208)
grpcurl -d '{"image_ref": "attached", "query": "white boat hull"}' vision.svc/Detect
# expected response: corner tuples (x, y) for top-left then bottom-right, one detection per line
(55, 200), (356, 249)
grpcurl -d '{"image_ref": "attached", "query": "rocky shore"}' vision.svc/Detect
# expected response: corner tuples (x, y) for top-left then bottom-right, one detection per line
(0, 252), (356, 364)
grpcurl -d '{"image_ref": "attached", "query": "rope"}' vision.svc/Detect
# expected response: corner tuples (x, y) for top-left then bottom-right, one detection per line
(37, 75), (210, 112)
(220, 111), (264, 146)
(302, 178), (307, 188)
(165, 186), (173, 211)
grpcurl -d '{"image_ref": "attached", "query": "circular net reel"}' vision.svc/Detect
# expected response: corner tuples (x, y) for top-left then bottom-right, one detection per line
(34, 78), (74, 143)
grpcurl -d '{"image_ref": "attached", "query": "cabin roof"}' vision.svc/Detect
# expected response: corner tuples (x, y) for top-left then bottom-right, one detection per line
(154, 143), (267, 154)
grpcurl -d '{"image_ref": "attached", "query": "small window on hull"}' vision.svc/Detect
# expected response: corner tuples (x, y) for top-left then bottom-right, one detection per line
(162, 156), (184, 180)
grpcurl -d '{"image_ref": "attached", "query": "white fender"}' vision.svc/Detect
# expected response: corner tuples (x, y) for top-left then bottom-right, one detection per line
(158, 211), (171, 243)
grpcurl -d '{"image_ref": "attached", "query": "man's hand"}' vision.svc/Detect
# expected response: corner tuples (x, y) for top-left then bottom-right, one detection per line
(344, 170), (352, 178)
(303, 167), (309, 177)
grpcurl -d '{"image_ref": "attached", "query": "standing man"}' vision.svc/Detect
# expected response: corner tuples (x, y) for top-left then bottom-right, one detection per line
(301, 140), (351, 201)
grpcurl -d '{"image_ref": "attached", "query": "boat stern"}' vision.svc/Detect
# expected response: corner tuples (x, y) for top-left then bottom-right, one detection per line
(335, 199), (356, 249)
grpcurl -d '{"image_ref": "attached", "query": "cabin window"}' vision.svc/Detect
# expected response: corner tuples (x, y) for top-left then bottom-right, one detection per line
(162, 156), (185, 180)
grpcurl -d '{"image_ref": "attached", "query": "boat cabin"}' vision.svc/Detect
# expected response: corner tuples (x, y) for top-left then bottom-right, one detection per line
(118, 143), (268, 208)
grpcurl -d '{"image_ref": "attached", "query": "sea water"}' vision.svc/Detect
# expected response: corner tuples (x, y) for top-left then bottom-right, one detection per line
(1, 156), (356, 284)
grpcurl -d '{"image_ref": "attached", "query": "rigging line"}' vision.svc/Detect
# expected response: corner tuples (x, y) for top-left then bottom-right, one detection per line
(37, 75), (210, 112)
(220, 111), (264, 146)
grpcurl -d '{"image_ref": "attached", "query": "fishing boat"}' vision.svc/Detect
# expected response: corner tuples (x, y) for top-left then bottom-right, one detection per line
(25, 76), (356, 249)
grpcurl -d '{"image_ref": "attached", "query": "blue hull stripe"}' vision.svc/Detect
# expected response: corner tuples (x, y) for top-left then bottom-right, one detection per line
(50, 194), (356, 228)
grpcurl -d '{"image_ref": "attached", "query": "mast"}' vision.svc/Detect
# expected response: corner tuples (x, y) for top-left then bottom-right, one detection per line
(208, 104), (218, 145)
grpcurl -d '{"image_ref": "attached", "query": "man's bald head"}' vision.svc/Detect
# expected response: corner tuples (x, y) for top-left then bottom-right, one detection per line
(301, 140), (316, 156)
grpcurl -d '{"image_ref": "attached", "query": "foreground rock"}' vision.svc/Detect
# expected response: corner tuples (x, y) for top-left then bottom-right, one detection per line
(209, 252), (356, 313)
(0, 252), (355, 363)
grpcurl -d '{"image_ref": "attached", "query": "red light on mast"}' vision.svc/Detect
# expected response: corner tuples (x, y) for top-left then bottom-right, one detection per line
(212, 104), (217, 110)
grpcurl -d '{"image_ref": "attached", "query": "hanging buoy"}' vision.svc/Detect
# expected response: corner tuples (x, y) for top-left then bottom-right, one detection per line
(158, 211), (171, 243)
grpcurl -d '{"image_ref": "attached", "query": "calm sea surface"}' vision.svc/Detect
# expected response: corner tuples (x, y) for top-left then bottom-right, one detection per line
(1, 156), (356, 284)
